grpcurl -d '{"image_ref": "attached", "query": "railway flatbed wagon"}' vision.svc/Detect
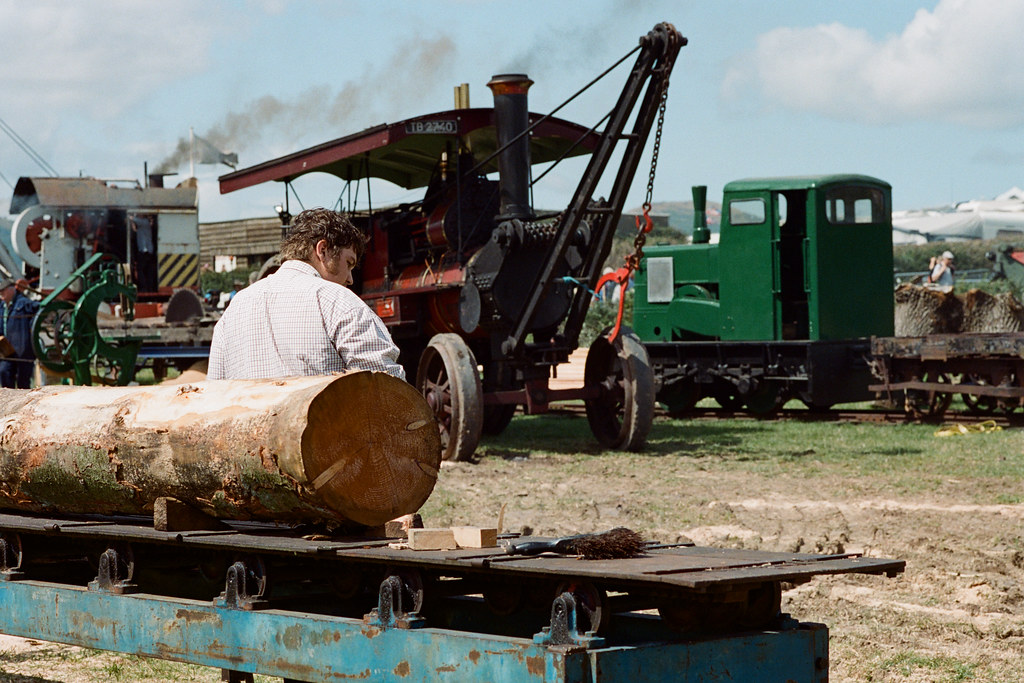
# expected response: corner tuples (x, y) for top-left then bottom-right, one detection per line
(0, 510), (903, 682)
(869, 332), (1024, 417)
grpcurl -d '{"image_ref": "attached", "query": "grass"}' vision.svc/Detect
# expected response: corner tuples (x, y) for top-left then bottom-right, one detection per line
(880, 651), (977, 682)
(475, 411), (1022, 490)
(420, 408), (1024, 543)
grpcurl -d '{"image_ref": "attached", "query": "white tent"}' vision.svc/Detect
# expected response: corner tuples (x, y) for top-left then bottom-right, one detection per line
(892, 187), (1024, 244)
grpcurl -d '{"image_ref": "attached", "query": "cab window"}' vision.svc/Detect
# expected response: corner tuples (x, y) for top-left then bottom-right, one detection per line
(825, 186), (885, 224)
(729, 198), (766, 225)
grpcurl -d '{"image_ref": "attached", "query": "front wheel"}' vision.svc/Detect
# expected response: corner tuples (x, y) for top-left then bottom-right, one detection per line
(584, 328), (655, 451)
(416, 334), (483, 461)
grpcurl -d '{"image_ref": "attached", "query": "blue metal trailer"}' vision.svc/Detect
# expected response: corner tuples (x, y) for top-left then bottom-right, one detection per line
(0, 511), (902, 681)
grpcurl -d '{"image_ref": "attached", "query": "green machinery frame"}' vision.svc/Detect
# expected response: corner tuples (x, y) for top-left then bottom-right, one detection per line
(31, 252), (141, 386)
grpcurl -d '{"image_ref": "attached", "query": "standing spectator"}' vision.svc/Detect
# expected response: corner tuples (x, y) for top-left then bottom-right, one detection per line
(0, 278), (39, 388)
(928, 250), (955, 288)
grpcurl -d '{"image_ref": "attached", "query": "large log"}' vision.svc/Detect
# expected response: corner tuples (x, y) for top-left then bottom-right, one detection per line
(894, 284), (962, 336)
(961, 289), (1024, 333)
(0, 373), (441, 527)
(893, 285), (1024, 336)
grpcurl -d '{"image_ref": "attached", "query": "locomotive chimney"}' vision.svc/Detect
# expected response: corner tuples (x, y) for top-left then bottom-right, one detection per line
(487, 74), (535, 220)
(691, 185), (711, 244)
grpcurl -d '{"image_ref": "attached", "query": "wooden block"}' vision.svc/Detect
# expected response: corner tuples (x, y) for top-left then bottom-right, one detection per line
(452, 526), (498, 548)
(407, 527), (457, 551)
(384, 513), (424, 539)
(154, 496), (229, 532)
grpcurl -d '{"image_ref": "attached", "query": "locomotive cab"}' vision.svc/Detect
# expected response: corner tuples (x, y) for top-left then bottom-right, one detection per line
(635, 174), (894, 414)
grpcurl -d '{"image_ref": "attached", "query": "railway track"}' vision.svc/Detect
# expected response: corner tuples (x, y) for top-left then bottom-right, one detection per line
(546, 401), (1023, 427)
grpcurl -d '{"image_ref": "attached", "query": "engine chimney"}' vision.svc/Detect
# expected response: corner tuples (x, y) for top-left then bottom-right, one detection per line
(691, 185), (710, 244)
(487, 74), (535, 221)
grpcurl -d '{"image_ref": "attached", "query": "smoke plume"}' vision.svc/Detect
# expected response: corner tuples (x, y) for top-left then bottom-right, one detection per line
(155, 36), (455, 174)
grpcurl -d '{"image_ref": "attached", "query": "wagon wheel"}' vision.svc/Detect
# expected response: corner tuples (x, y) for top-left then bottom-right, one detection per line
(798, 391), (833, 412)
(483, 581), (524, 616)
(1001, 371), (1021, 414)
(739, 581), (782, 629)
(711, 382), (744, 411)
(584, 328), (654, 451)
(32, 300), (76, 373)
(659, 376), (702, 417)
(905, 371), (953, 417)
(960, 374), (999, 415)
(0, 532), (23, 577)
(89, 354), (126, 386)
(382, 566), (424, 615)
(555, 580), (610, 634)
(417, 334), (483, 461)
(743, 382), (786, 416)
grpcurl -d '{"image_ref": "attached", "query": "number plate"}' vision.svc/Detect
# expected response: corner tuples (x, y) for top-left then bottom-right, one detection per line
(404, 120), (458, 135)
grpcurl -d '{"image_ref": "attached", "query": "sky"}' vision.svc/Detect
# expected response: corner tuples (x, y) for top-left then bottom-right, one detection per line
(2, 0), (1023, 224)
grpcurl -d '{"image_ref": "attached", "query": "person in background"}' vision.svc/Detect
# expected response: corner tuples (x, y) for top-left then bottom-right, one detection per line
(130, 214), (158, 292)
(207, 208), (405, 380)
(928, 250), (955, 287)
(0, 277), (40, 388)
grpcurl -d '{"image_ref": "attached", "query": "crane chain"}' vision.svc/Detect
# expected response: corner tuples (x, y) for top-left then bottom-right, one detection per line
(604, 55), (674, 344)
(626, 62), (672, 273)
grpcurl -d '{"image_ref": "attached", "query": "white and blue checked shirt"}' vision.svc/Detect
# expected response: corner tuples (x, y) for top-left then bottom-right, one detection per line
(207, 260), (405, 381)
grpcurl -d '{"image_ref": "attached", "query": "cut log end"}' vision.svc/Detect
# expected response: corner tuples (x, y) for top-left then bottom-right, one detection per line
(302, 372), (441, 526)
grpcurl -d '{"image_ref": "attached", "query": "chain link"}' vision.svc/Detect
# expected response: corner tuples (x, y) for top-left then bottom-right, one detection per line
(627, 63), (672, 271)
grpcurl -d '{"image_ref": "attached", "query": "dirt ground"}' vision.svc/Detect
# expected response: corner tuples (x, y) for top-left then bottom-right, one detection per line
(1, 414), (1023, 681)
(422, 449), (1024, 682)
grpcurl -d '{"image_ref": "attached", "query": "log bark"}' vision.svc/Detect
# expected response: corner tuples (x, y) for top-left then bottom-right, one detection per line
(894, 284), (963, 336)
(893, 285), (1024, 336)
(961, 289), (1024, 333)
(0, 372), (441, 527)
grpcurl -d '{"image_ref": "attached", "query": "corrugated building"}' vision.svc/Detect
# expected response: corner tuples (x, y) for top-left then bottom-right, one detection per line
(199, 217), (283, 270)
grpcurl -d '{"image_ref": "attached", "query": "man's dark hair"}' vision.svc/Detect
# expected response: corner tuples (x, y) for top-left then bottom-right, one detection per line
(280, 208), (368, 262)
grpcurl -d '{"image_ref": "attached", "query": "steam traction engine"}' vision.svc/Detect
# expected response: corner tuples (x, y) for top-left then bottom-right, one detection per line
(221, 24), (685, 459)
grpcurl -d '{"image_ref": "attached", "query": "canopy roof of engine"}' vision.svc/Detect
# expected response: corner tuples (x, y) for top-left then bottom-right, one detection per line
(219, 108), (599, 194)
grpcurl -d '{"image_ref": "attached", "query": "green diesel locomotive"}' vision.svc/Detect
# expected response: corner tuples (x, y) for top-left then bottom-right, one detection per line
(634, 174), (894, 414)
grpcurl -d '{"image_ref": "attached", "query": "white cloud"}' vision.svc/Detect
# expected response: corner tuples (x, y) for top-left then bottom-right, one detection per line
(0, 1), (217, 120)
(721, 0), (1024, 128)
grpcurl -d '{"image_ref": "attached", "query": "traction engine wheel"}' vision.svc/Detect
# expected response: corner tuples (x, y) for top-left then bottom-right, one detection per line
(584, 328), (655, 451)
(416, 334), (483, 461)
(482, 403), (518, 435)
(905, 370), (953, 417)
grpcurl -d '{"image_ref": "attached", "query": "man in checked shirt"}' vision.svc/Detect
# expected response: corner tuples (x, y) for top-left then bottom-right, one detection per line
(207, 208), (406, 381)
